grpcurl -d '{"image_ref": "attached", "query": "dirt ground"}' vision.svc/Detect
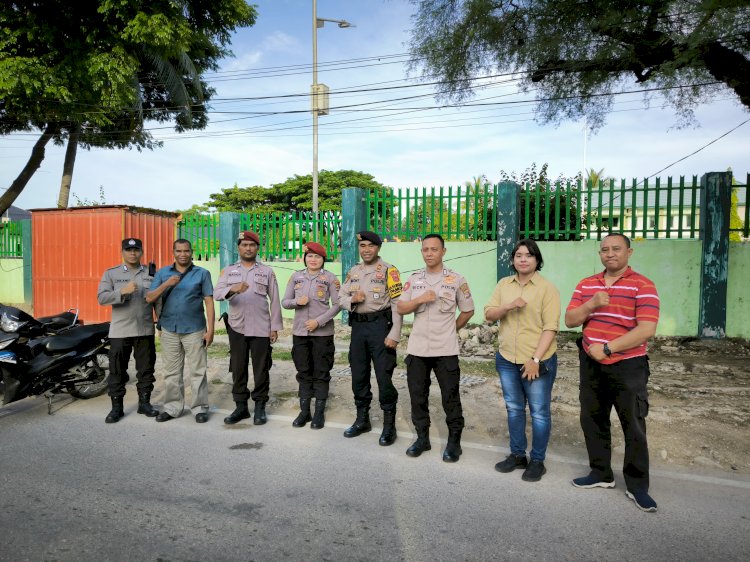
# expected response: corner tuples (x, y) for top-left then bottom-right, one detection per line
(164, 323), (750, 476)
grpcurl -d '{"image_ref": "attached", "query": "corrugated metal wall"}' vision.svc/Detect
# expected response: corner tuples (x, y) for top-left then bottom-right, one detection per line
(32, 206), (178, 323)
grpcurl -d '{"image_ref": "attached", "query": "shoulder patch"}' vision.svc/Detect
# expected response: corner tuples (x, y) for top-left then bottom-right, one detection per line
(386, 267), (402, 298)
(460, 282), (471, 299)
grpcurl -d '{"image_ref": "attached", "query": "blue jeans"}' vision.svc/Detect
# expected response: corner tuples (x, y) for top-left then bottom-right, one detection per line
(496, 352), (558, 462)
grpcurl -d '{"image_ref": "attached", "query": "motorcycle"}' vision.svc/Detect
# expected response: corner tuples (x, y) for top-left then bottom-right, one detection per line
(0, 305), (111, 413)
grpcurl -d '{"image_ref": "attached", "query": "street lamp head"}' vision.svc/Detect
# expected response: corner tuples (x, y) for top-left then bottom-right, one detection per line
(316, 17), (355, 29)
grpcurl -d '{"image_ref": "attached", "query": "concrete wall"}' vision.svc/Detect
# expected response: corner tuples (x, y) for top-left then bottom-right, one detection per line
(0, 259), (25, 304)
(727, 243), (750, 338)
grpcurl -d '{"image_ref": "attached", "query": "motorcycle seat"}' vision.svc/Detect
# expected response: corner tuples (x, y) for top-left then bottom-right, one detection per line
(38, 312), (77, 332)
(44, 323), (109, 354)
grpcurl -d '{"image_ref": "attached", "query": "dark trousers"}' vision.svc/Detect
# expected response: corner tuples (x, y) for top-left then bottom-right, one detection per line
(292, 335), (335, 400)
(108, 336), (156, 398)
(227, 328), (272, 403)
(579, 349), (651, 492)
(349, 316), (398, 409)
(406, 355), (464, 432)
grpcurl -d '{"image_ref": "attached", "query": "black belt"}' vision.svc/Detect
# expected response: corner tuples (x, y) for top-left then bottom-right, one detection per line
(350, 309), (391, 323)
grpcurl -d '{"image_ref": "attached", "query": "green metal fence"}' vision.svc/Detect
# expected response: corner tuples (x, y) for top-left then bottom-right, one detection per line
(177, 213), (220, 259)
(0, 221), (23, 258)
(176, 174), (748, 257)
(239, 211), (342, 261)
(366, 185), (498, 241)
(573, 174), (748, 240)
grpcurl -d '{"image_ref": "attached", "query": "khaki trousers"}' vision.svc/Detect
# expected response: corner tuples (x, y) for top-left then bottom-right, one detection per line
(160, 329), (209, 417)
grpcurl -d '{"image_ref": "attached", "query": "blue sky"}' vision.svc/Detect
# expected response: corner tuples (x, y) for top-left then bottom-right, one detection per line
(2, 0), (749, 212)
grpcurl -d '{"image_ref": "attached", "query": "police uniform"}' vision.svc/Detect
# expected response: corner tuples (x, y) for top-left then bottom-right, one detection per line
(214, 258), (283, 404)
(96, 239), (156, 406)
(339, 236), (403, 415)
(281, 266), (341, 400)
(401, 268), (474, 436)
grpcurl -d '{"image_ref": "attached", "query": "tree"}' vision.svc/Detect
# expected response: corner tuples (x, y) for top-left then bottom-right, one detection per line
(499, 163), (581, 240)
(203, 170), (394, 212)
(0, 0), (257, 215)
(408, 1), (750, 130)
(586, 168), (607, 189)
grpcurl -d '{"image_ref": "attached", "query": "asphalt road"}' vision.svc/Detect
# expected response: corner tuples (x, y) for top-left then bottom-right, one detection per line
(1, 391), (748, 562)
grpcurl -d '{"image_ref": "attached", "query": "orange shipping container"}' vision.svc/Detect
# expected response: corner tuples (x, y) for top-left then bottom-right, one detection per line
(31, 206), (178, 323)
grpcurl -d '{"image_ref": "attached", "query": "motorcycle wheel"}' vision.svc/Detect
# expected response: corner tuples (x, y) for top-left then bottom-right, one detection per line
(67, 352), (110, 399)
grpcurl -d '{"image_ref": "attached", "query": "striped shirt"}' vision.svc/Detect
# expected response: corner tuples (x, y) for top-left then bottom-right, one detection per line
(566, 267), (659, 364)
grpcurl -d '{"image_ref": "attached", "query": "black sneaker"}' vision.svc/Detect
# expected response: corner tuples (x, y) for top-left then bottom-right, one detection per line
(521, 460), (546, 482)
(572, 473), (615, 489)
(626, 489), (658, 512)
(494, 454), (528, 473)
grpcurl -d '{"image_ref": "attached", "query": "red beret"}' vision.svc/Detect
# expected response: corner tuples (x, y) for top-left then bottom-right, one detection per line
(237, 231), (260, 245)
(303, 242), (327, 258)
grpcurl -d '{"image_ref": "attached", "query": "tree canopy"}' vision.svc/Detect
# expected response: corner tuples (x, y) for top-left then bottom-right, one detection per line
(408, 0), (750, 130)
(203, 170), (394, 213)
(0, 0), (257, 214)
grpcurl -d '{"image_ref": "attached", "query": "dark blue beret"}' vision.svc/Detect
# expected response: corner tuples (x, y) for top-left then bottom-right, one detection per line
(356, 231), (382, 246)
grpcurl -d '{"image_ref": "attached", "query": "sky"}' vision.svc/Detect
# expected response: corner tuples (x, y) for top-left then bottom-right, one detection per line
(2, 0), (749, 212)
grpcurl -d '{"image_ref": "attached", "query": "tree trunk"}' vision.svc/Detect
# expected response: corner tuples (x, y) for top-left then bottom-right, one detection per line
(0, 123), (59, 216)
(701, 42), (750, 110)
(57, 123), (80, 209)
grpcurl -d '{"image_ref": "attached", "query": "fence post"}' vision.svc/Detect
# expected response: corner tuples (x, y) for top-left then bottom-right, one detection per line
(698, 171), (732, 338)
(496, 182), (521, 280)
(21, 219), (32, 309)
(218, 212), (241, 316)
(341, 188), (368, 324)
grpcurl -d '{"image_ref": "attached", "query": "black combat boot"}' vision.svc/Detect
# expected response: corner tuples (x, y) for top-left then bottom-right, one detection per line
(105, 396), (124, 424)
(379, 407), (397, 446)
(343, 404), (372, 438)
(137, 391), (158, 417)
(292, 398), (312, 427)
(442, 429), (463, 463)
(253, 400), (268, 425)
(310, 398), (327, 429)
(224, 401), (250, 425)
(406, 428), (431, 457)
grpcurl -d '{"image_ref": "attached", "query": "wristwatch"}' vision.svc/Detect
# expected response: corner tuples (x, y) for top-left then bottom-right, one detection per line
(603, 343), (612, 357)
(532, 356), (540, 364)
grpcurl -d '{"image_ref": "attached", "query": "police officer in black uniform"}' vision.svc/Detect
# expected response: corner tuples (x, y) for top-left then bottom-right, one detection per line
(339, 231), (403, 446)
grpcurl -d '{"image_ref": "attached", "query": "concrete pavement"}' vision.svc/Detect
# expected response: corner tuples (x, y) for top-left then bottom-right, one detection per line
(0, 391), (748, 561)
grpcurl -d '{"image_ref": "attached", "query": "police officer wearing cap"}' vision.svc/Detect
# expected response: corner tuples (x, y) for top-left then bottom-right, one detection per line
(281, 241), (341, 429)
(97, 238), (158, 423)
(397, 234), (474, 462)
(214, 231), (283, 425)
(339, 230), (403, 445)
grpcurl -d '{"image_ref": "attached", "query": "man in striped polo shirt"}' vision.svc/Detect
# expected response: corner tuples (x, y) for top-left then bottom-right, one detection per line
(565, 233), (660, 513)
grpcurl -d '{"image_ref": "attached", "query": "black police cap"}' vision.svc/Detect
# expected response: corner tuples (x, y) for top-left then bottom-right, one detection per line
(122, 238), (143, 250)
(356, 231), (382, 246)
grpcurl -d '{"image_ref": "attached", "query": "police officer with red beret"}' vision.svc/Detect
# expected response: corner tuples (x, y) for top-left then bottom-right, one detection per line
(339, 231), (403, 446)
(281, 241), (341, 429)
(214, 231), (283, 425)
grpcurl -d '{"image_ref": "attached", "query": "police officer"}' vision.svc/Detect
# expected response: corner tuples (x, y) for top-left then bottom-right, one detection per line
(397, 234), (474, 462)
(97, 238), (158, 423)
(281, 241), (341, 429)
(214, 231), (283, 425)
(339, 230), (403, 445)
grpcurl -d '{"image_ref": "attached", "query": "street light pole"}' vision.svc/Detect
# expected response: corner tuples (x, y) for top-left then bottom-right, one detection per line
(311, 1), (353, 214)
(312, 0), (320, 214)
